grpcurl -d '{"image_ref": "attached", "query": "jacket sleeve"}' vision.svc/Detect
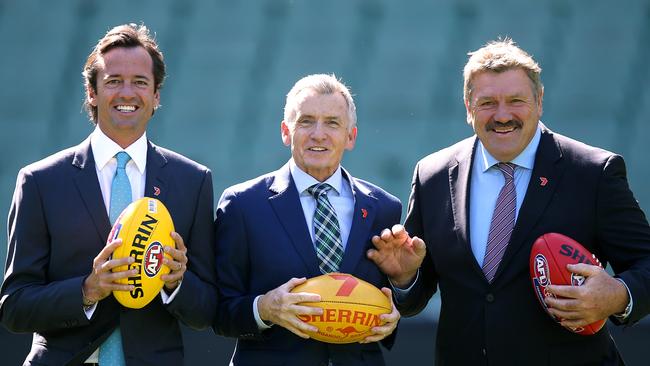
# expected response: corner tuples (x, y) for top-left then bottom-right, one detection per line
(596, 154), (650, 325)
(0, 168), (91, 333)
(213, 189), (264, 339)
(398, 162), (439, 317)
(165, 169), (219, 330)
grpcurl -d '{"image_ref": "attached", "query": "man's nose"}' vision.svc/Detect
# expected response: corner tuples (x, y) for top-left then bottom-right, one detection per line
(118, 81), (137, 98)
(493, 103), (512, 123)
(311, 121), (326, 139)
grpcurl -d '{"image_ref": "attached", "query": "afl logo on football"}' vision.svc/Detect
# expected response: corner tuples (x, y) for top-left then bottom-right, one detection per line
(534, 254), (550, 286)
(144, 242), (164, 278)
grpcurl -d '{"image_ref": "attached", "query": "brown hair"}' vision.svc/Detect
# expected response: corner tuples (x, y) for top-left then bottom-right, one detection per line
(463, 38), (542, 104)
(82, 23), (165, 123)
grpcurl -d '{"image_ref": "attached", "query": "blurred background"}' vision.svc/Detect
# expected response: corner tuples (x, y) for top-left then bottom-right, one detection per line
(1, 0), (649, 364)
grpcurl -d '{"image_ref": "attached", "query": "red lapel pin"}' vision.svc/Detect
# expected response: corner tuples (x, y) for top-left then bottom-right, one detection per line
(153, 186), (161, 196)
(539, 177), (548, 187)
(361, 208), (368, 219)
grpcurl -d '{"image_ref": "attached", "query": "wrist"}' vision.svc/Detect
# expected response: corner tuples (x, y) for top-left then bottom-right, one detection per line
(81, 281), (98, 306)
(391, 271), (417, 289)
(613, 278), (632, 319)
(257, 295), (273, 324)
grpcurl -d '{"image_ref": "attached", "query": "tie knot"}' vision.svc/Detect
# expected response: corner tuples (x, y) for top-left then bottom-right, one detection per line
(497, 162), (515, 180)
(307, 183), (333, 198)
(115, 151), (131, 169)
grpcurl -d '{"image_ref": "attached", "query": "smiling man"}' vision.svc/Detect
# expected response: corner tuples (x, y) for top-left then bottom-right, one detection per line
(367, 39), (650, 365)
(214, 74), (403, 365)
(0, 24), (217, 365)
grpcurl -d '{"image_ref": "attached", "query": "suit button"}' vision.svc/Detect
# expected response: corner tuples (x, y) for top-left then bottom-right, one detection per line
(486, 293), (494, 303)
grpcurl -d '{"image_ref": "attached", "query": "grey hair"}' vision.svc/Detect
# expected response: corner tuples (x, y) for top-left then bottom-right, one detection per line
(283, 74), (357, 130)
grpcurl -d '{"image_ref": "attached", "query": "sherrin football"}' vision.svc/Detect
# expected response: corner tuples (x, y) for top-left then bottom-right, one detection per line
(530, 232), (606, 335)
(108, 197), (175, 309)
(291, 273), (391, 344)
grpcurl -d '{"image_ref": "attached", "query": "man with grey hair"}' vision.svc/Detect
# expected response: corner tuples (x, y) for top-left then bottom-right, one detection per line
(368, 39), (650, 365)
(215, 74), (402, 365)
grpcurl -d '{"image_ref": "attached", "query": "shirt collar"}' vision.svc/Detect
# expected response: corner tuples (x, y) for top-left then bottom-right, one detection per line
(90, 127), (148, 173)
(476, 123), (542, 172)
(289, 159), (347, 196)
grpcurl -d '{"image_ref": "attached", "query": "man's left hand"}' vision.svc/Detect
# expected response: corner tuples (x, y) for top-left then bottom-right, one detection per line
(360, 287), (400, 343)
(544, 263), (629, 328)
(162, 231), (188, 292)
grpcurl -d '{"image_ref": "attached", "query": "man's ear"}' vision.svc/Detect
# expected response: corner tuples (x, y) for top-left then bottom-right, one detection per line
(87, 85), (97, 107)
(345, 126), (358, 151)
(464, 98), (473, 125)
(281, 120), (291, 147)
(154, 89), (160, 110)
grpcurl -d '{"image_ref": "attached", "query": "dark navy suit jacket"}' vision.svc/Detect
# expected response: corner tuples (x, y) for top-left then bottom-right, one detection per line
(214, 162), (402, 366)
(0, 137), (218, 365)
(400, 127), (650, 366)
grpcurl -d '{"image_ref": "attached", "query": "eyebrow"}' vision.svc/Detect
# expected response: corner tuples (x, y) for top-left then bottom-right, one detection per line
(475, 92), (528, 101)
(104, 74), (152, 80)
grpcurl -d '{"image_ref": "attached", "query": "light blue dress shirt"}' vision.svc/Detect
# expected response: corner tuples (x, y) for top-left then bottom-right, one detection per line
(469, 125), (541, 266)
(289, 159), (355, 251)
(253, 160), (355, 329)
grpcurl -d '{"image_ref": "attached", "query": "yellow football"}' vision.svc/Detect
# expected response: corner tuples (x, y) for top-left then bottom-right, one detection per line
(291, 273), (391, 344)
(108, 197), (175, 309)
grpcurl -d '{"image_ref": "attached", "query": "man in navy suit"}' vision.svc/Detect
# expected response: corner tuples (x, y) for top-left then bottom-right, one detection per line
(0, 24), (217, 365)
(215, 74), (402, 365)
(368, 39), (650, 365)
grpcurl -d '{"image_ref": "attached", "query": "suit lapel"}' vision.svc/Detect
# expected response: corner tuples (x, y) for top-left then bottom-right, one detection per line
(338, 169), (377, 274)
(144, 142), (168, 202)
(72, 137), (112, 244)
(450, 138), (486, 277)
(268, 163), (321, 276)
(496, 129), (564, 279)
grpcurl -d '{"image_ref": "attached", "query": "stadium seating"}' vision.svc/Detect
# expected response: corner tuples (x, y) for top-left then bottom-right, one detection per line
(1, 1), (648, 364)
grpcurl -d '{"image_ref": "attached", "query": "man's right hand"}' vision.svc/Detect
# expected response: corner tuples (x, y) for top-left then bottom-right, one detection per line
(257, 277), (323, 338)
(82, 238), (138, 304)
(367, 224), (426, 288)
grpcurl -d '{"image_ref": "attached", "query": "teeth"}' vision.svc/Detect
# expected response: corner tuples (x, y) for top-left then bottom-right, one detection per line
(495, 127), (515, 133)
(309, 147), (326, 151)
(116, 105), (136, 112)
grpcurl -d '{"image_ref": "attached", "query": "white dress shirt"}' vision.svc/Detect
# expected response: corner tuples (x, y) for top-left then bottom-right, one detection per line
(84, 127), (179, 362)
(91, 127), (148, 209)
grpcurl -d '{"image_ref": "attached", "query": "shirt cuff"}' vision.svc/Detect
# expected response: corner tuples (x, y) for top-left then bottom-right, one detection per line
(160, 281), (182, 304)
(389, 270), (419, 303)
(613, 278), (633, 320)
(253, 295), (273, 330)
(84, 302), (97, 319)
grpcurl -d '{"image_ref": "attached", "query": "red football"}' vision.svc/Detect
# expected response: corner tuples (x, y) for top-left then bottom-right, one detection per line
(530, 232), (606, 335)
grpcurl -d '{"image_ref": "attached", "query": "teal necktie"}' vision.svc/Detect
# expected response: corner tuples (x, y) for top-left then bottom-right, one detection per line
(100, 151), (131, 366)
(307, 183), (344, 274)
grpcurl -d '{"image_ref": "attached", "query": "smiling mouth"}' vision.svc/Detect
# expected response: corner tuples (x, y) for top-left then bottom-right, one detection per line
(493, 126), (516, 134)
(308, 147), (328, 152)
(487, 120), (521, 134)
(115, 105), (138, 113)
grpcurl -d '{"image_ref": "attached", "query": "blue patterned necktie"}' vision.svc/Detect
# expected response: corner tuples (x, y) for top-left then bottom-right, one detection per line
(307, 183), (344, 274)
(100, 151), (131, 366)
(482, 162), (516, 282)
